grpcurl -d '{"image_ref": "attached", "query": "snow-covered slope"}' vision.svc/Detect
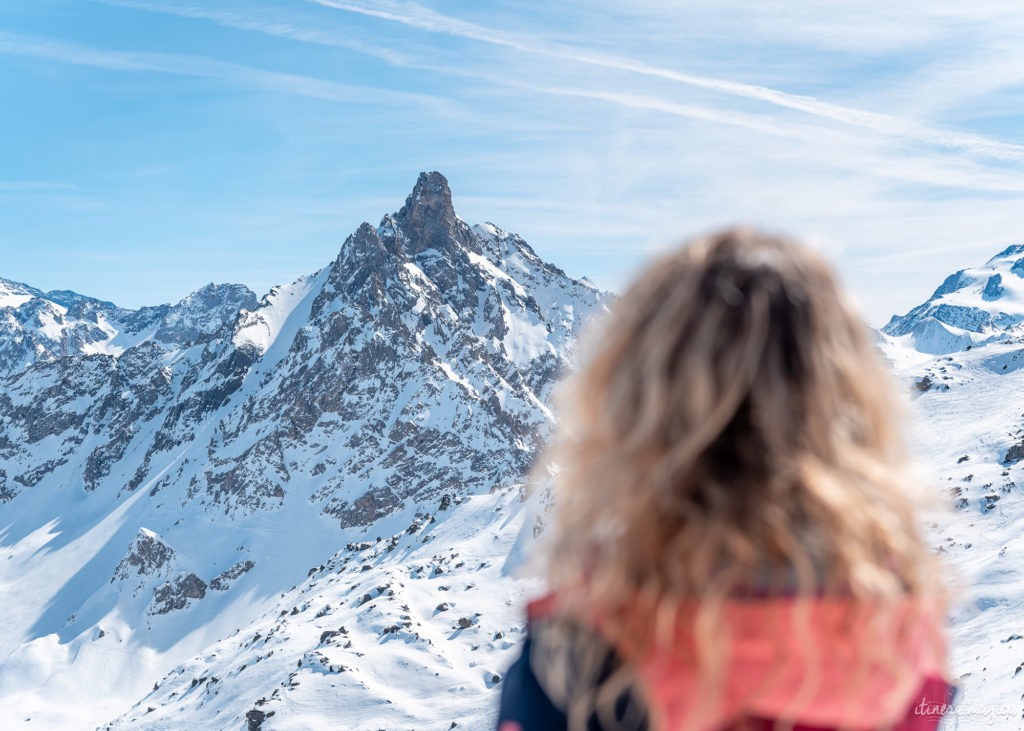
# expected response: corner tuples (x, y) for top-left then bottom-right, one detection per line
(879, 247), (1024, 727)
(104, 488), (537, 731)
(0, 172), (606, 730)
(879, 340), (1024, 728)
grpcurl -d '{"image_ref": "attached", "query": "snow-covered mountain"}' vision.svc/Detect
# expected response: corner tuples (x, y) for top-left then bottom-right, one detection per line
(883, 244), (1024, 354)
(0, 172), (607, 729)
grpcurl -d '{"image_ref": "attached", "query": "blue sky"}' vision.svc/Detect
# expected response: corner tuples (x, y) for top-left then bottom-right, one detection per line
(4, 1), (1024, 324)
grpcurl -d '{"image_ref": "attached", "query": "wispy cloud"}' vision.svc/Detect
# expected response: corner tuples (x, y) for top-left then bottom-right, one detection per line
(371, 63), (1024, 196)
(93, 0), (412, 66)
(0, 30), (448, 110)
(309, 0), (1024, 162)
(84, 0), (1024, 196)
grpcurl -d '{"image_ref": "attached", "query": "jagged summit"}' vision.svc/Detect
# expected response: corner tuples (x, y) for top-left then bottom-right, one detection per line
(336, 172), (472, 268)
(398, 171), (455, 227)
(326, 221), (395, 302)
(0, 278), (262, 375)
(332, 172), (505, 301)
(393, 171), (479, 256)
(153, 282), (257, 345)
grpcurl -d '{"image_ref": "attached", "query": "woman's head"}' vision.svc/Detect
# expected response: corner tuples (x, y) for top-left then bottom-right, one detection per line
(540, 227), (941, 609)
(531, 227), (948, 731)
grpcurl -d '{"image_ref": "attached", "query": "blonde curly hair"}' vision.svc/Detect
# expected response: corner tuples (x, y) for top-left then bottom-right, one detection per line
(532, 227), (948, 730)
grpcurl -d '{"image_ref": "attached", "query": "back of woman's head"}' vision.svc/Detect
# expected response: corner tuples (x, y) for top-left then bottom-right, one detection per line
(540, 227), (941, 612)
(529, 228), (948, 731)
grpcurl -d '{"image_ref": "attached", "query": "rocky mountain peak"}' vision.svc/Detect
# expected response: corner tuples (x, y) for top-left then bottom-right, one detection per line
(323, 173), (501, 309)
(0, 175), (612, 729)
(111, 528), (181, 596)
(399, 171), (454, 224)
(394, 171), (478, 257)
(346, 221), (389, 259)
(0, 277), (44, 309)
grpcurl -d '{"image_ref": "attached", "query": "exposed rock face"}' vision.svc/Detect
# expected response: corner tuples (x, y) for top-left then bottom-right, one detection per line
(1005, 439), (1024, 464)
(153, 284), (258, 346)
(0, 279), (118, 375)
(113, 529), (176, 580)
(150, 573), (208, 615)
(245, 709), (273, 730)
(209, 560), (255, 591)
(394, 171), (477, 257)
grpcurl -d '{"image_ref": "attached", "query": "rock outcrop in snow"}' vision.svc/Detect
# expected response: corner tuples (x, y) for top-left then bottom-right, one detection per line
(149, 573), (208, 616)
(112, 528), (179, 586)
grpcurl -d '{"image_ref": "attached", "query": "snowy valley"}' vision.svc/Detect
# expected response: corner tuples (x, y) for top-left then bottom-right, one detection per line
(1, 175), (1023, 730)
